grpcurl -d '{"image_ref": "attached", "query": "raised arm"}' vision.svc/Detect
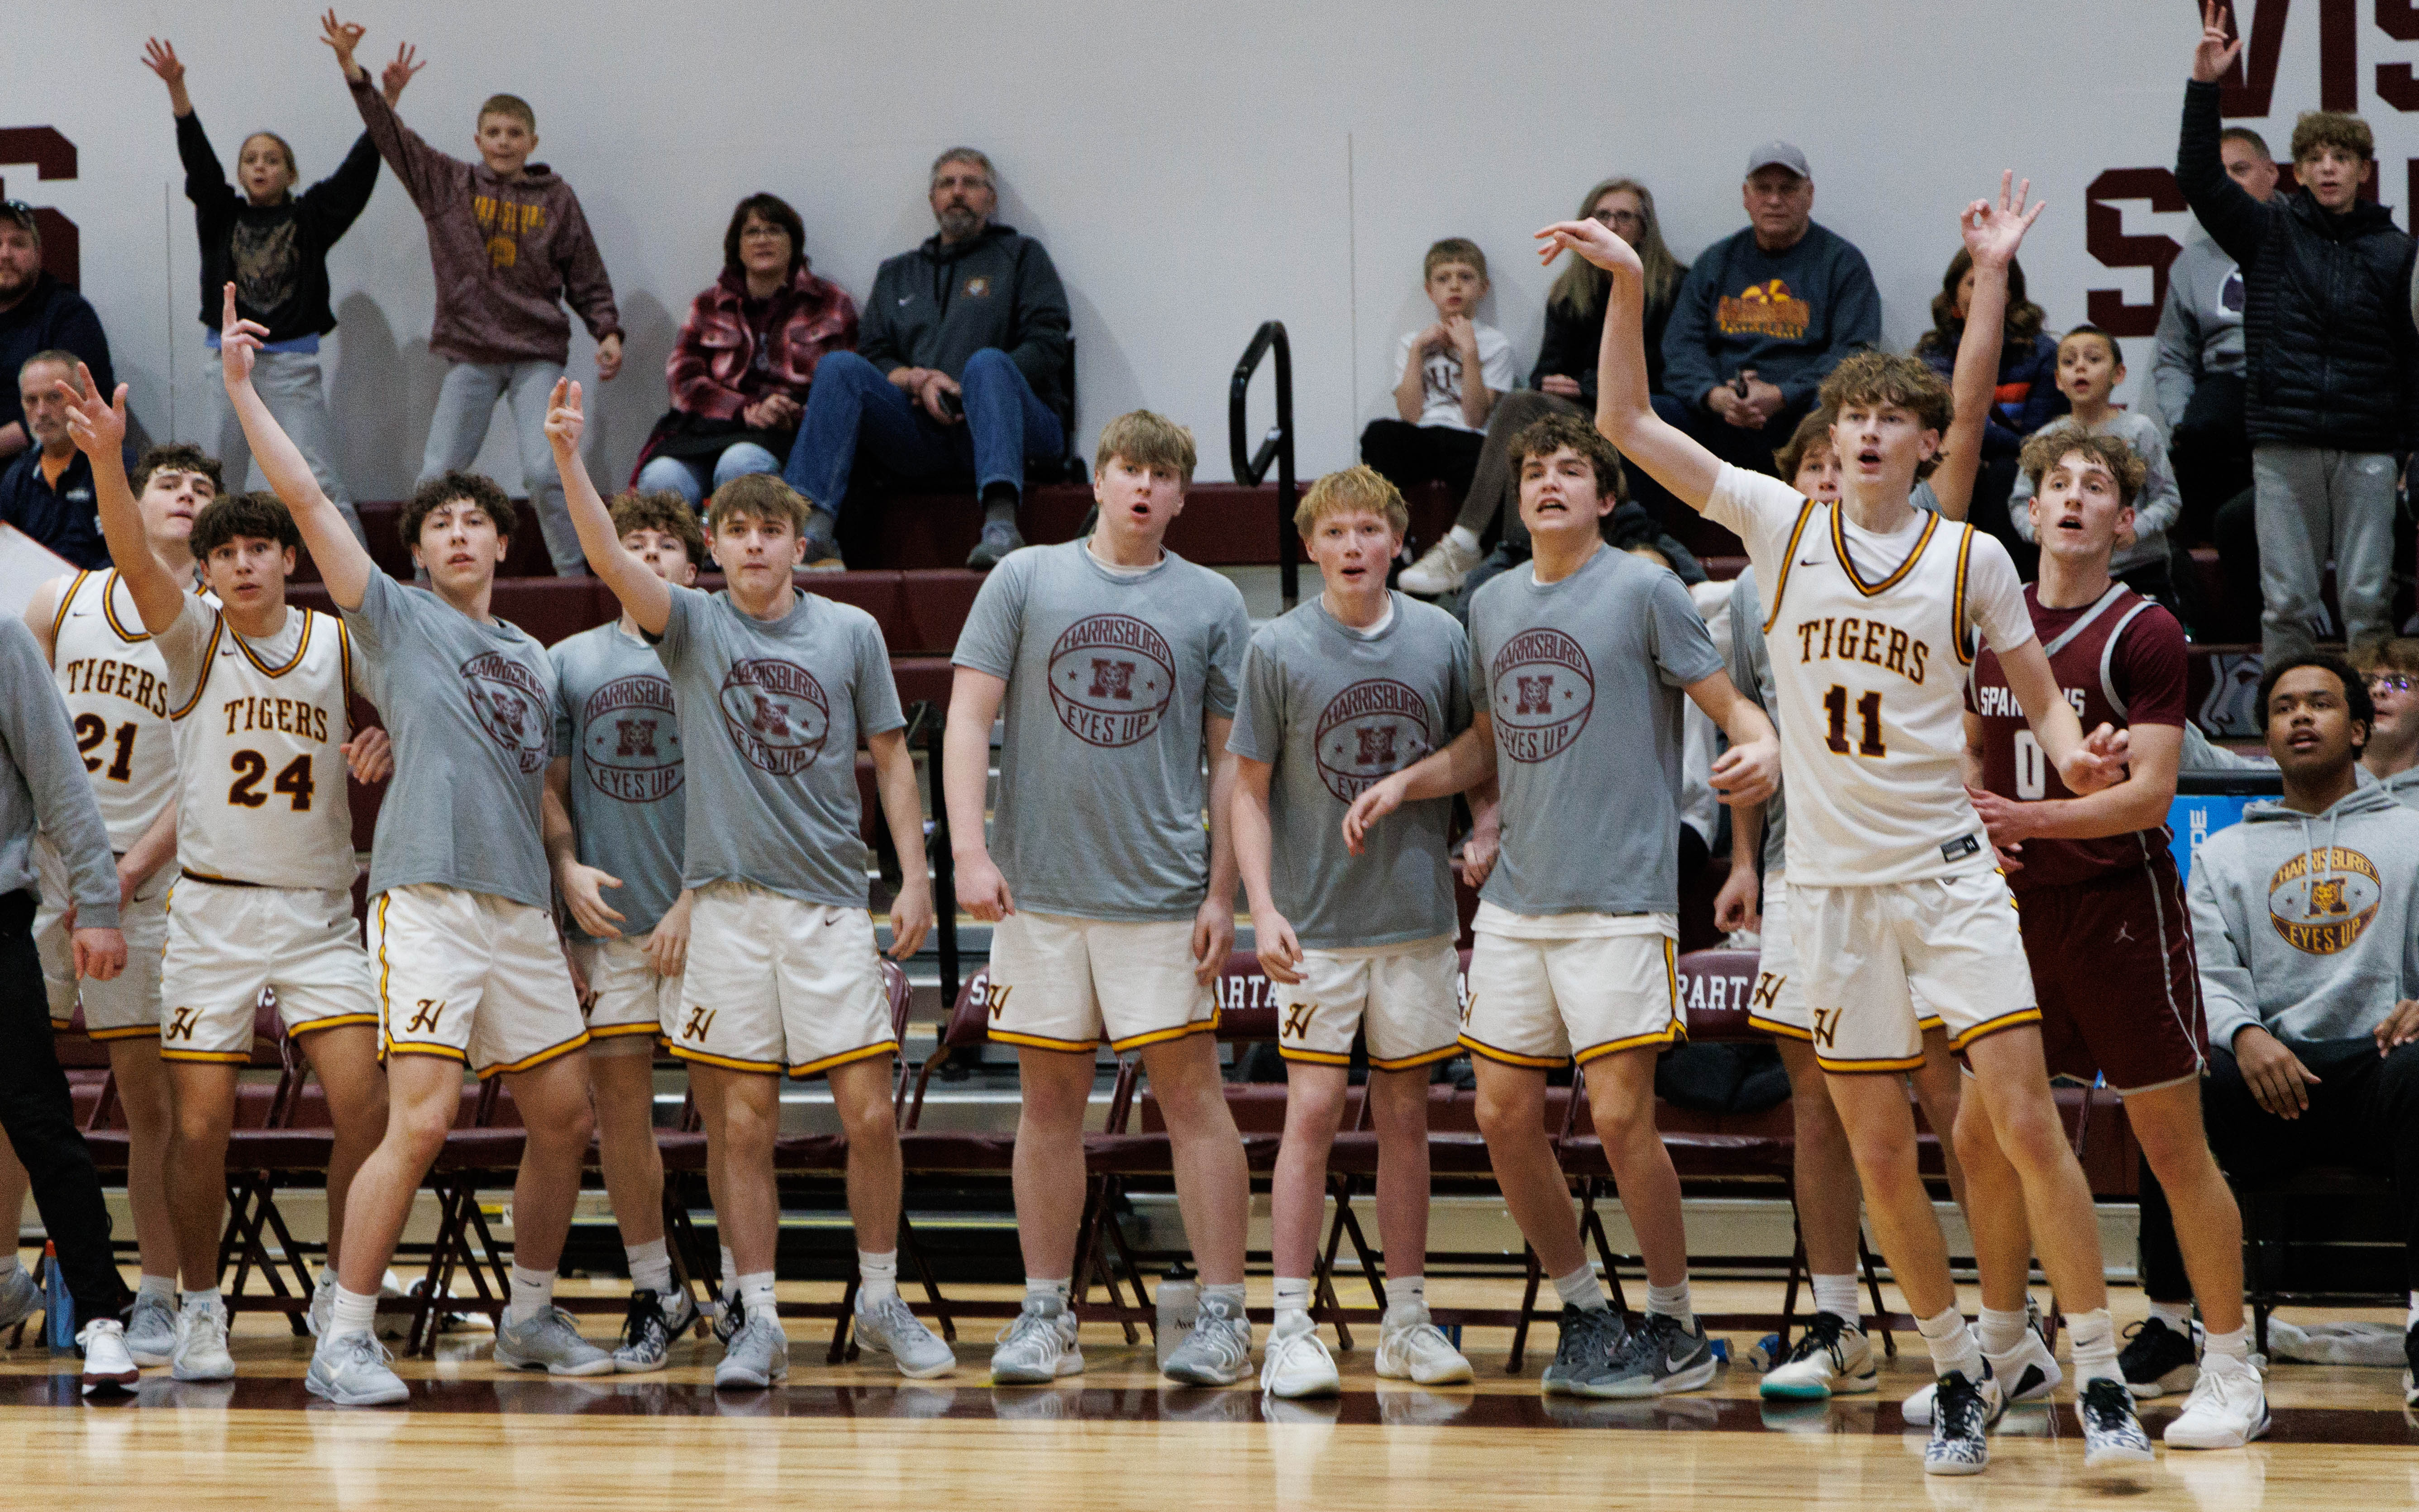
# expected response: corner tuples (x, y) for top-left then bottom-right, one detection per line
(2178, 4), (2269, 268)
(56, 368), (188, 633)
(1930, 174), (2045, 522)
(219, 286), (375, 608)
(544, 379), (668, 633)
(942, 668), (1013, 921)
(1539, 218), (1722, 510)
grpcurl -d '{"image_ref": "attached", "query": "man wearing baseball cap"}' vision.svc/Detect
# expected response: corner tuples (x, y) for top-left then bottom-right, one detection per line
(1651, 141), (1881, 484)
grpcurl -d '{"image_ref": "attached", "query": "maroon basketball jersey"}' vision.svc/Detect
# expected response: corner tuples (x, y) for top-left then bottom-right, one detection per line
(1967, 582), (2188, 892)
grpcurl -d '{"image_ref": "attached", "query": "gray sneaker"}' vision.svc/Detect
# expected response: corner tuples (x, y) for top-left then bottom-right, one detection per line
(854, 1293), (955, 1379)
(989, 1295), (1082, 1384)
(492, 1306), (615, 1377)
(966, 519), (1025, 570)
(305, 1331), (409, 1406)
(715, 1313), (791, 1390)
(171, 1297), (236, 1382)
(125, 1292), (177, 1367)
(1539, 1304), (1627, 1395)
(1584, 1311), (1717, 1398)
(0, 1264), (41, 1334)
(1161, 1293), (1252, 1387)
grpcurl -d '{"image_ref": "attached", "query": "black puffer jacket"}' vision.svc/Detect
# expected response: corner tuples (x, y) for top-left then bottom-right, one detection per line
(2177, 80), (2419, 452)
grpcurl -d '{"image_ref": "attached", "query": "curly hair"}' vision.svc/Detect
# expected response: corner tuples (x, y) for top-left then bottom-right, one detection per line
(131, 443), (224, 500)
(1507, 410), (1627, 504)
(609, 489), (708, 567)
(401, 470), (515, 553)
(2018, 425), (2148, 509)
(190, 490), (300, 562)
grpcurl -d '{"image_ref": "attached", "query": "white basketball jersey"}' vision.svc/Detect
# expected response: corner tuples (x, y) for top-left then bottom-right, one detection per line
(48, 571), (191, 850)
(1756, 500), (1993, 887)
(168, 606), (359, 892)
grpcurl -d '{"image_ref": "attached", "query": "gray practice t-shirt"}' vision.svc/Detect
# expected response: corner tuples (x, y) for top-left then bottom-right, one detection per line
(953, 540), (1251, 922)
(551, 621), (686, 939)
(1465, 544), (1723, 916)
(1228, 592), (1470, 949)
(1725, 567), (1786, 875)
(653, 585), (903, 909)
(342, 572), (557, 908)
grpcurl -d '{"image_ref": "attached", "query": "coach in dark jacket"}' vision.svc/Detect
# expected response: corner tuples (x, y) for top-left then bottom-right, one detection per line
(0, 207), (113, 463)
(781, 147), (1071, 569)
(2178, 53), (2419, 659)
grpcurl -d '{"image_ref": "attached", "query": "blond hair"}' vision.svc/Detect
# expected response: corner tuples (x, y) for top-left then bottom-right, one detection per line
(705, 472), (810, 535)
(1294, 465), (1408, 537)
(1094, 410), (1198, 484)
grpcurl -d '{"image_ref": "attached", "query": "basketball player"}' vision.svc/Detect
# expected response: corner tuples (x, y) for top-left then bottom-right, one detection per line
(1346, 411), (1780, 1400)
(1563, 191), (2151, 1472)
(57, 367), (395, 1383)
(944, 412), (1258, 1387)
(547, 381), (950, 1389)
(1232, 464), (1485, 1398)
(542, 489), (702, 1372)
(218, 287), (611, 1403)
(1960, 429), (2266, 1449)
(13, 436), (217, 1365)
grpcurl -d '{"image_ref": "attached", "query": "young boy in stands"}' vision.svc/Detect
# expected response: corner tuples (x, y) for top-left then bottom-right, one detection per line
(1231, 464), (1490, 1398)
(1345, 412), (1779, 1400)
(2355, 640), (2419, 805)
(2004, 327), (2184, 606)
(321, 11), (621, 577)
(542, 489), (703, 1372)
(221, 285), (611, 1404)
(1360, 241), (1517, 510)
(2159, 652), (2419, 1405)
(57, 362), (396, 1384)
(1962, 428), (2266, 1449)
(547, 383), (949, 1389)
(944, 413), (1259, 1387)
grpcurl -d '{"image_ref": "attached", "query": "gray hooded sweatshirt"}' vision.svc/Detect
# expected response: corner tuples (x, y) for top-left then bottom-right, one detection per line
(2362, 760), (2419, 811)
(2188, 782), (2419, 1049)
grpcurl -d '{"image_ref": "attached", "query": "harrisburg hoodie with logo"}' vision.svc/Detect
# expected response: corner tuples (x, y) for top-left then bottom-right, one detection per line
(2188, 783), (2419, 1048)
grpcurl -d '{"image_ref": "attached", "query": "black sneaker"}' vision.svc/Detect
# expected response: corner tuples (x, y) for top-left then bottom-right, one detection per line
(2403, 1321), (2419, 1407)
(614, 1287), (700, 1374)
(1923, 1366), (2004, 1476)
(1538, 1304), (1626, 1396)
(2118, 1316), (2201, 1399)
(2079, 1376), (2155, 1468)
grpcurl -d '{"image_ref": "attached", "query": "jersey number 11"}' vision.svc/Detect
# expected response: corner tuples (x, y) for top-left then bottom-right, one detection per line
(1823, 685), (1885, 758)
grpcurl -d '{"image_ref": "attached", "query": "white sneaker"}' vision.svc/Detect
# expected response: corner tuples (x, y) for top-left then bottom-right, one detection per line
(171, 1298), (236, 1382)
(1375, 1306), (1473, 1386)
(76, 1318), (138, 1396)
(1758, 1312), (1875, 1399)
(305, 1330), (409, 1406)
(1397, 534), (1482, 597)
(990, 1294), (1083, 1384)
(714, 1313), (791, 1390)
(1259, 1314), (1341, 1399)
(854, 1293), (956, 1379)
(1162, 1293), (1253, 1387)
(2163, 1355), (2271, 1449)
(1904, 1322), (2061, 1426)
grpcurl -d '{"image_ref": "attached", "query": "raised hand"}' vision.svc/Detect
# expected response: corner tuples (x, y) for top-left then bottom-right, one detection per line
(141, 38), (195, 118)
(219, 284), (268, 386)
(1961, 170), (2046, 270)
(2192, 0), (2243, 82)
(320, 8), (367, 79)
(55, 364), (128, 460)
(380, 42), (424, 105)
(1535, 217), (1643, 279)
(544, 377), (586, 451)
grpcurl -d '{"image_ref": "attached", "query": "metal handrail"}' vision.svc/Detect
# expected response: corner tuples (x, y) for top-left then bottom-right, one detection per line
(1228, 321), (1300, 606)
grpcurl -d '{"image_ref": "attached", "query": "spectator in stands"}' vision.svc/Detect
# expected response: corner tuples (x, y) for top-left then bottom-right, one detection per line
(2356, 640), (2419, 804)
(2181, 10), (2418, 660)
(1401, 179), (1688, 598)
(2006, 327), (2183, 606)
(633, 194), (858, 510)
(1912, 246), (2063, 556)
(0, 205), (113, 465)
(0, 352), (131, 568)
(324, 13), (623, 578)
(2156, 126), (2276, 540)
(781, 148), (1071, 570)
(145, 35), (399, 546)
(1358, 238), (1515, 519)
(2137, 652), (2419, 1395)
(1655, 143), (1880, 482)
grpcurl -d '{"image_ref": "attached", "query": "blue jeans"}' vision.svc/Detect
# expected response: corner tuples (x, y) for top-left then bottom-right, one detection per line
(781, 348), (1064, 520)
(635, 441), (781, 510)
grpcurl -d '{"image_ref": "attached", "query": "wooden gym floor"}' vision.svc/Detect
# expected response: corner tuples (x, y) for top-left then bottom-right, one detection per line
(0, 1275), (2405, 1510)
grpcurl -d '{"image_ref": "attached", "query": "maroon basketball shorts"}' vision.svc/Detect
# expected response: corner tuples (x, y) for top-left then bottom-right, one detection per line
(2015, 854), (2205, 1095)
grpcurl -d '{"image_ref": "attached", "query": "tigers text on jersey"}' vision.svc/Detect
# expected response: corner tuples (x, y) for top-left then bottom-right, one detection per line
(1703, 465), (2033, 887)
(47, 570), (210, 850)
(156, 595), (361, 893)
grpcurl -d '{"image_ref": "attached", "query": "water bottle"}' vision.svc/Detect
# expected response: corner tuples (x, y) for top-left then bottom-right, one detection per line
(1154, 1263), (1198, 1369)
(41, 1244), (72, 1350)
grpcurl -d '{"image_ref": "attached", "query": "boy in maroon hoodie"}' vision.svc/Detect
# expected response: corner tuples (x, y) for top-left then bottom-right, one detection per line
(322, 12), (621, 577)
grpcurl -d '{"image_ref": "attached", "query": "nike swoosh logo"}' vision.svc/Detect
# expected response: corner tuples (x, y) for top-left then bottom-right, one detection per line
(897, 296), (911, 305)
(823, 916), (842, 926)
(1798, 558), (1822, 567)
(68, 610), (91, 617)
(1666, 1348), (1698, 1371)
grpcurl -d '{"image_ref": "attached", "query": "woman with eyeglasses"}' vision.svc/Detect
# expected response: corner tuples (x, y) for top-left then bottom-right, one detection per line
(1400, 178), (1691, 601)
(143, 36), (411, 544)
(631, 194), (859, 513)
(2357, 642), (2419, 802)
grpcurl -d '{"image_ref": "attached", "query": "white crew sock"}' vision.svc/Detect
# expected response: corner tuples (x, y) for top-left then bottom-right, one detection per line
(2067, 1307), (2121, 1387)
(181, 1286), (223, 1313)
(738, 1271), (778, 1325)
(1025, 1276), (1071, 1309)
(1382, 1274), (1427, 1323)
(2203, 1325), (2252, 1365)
(719, 1246), (736, 1290)
(2148, 1298), (2195, 1333)
(1201, 1281), (1246, 1317)
(1977, 1304), (2032, 1357)
(2407, 1290), (2419, 1331)
(137, 1273), (175, 1303)
(1272, 1276), (1312, 1326)
(1445, 525), (1479, 555)
(1918, 1306), (1983, 1381)
(857, 1250), (899, 1308)
(329, 1284), (379, 1344)
(1551, 1264), (1607, 1312)
(507, 1264), (556, 1328)
(0, 1253), (24, 1282)
(1810, 1273), (1861, 1327)
(1645, 1280), (1692, 1322)
(625, 1239), (673, 1297)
